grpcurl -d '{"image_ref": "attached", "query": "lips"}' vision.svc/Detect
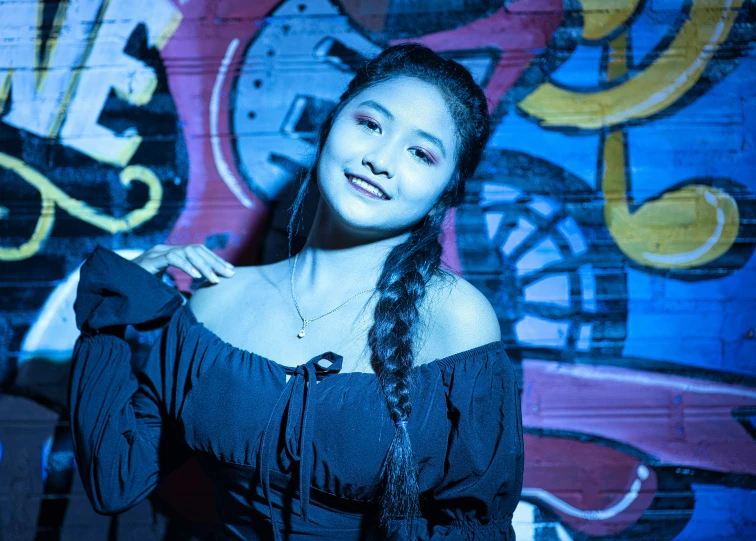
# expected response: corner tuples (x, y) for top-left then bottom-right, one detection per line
(346, 173), (390, 200)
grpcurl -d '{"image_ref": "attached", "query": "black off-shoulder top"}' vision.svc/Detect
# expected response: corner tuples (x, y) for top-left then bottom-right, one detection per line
(69, 246), (524, 540)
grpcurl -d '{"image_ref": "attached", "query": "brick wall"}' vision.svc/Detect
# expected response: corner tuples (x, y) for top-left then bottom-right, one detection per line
(1, 0), (754, 539)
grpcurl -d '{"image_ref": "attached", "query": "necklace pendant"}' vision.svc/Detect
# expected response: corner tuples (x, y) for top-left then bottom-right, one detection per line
(297, 328), (306, 338)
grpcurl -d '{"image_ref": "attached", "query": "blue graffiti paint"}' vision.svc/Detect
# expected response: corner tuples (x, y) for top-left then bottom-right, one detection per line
(41, 435), (52, 484)
(40, 434), (76, 485)
(549, 43), (603, 88)
(629, 0), (688, 66)
(674, 485), (756, 540)
(624, 50), (756, 374)
(489, 110), (601, 190)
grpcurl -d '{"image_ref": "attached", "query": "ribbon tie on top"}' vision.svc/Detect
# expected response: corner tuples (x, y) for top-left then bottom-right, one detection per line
(258, 352), (344, 541)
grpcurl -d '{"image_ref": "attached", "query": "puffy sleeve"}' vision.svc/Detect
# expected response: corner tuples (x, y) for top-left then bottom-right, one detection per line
(426, 342), (524, 540)
(68, 245), (189, 514)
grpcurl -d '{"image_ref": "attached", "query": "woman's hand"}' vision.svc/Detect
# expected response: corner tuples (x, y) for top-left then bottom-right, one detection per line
(132, 244), (235, 284)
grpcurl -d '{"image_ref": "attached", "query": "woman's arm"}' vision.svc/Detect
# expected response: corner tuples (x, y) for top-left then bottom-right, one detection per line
(68, 245), (228, 513)
(421, 280), (522, 539)
(426, 342), (523, 540)
(70, 331), (168, 513)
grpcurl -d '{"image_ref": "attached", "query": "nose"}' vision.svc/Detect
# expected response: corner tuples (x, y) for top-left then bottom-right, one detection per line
(362, 144), (396, 179)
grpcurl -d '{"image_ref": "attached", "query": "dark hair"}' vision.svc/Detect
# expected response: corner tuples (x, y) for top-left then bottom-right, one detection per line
(287, 43), (489, 530)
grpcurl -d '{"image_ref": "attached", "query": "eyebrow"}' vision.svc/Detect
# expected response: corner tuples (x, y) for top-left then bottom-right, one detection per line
(413, 128), (447, 160)
(358, 100), (447, 159)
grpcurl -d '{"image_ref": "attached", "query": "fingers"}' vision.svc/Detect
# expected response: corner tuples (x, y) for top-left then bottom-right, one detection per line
(183, 247), (224, 284)
(196, 246), (235, 277)
(180, 246), (235, 284)
(164, 250), (202, 280)
(198, 245), (233, 267)
(135, 244), (235, 284)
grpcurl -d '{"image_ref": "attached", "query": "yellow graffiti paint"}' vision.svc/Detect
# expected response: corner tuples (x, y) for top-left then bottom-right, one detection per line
(1, 0), (182, 166)
(0, 157), (56, 261)
(0, 0), (112, 139)
(602, 132), (739, 268)
(33, 0), (69, 93)
(600, 35), (739, 269)
(0, 153), (163, 261)
(111, 8), (182, 107)
(58, 0), (183, 167)
(519, 0), (743, 129)
(49, 0), (111, 139)
(114, 79), (158, 108)
(579, 0), (641, 41)
(0, 73), (9, 111)
(606, 32), (628, 81)
(153, 10), (184, 52)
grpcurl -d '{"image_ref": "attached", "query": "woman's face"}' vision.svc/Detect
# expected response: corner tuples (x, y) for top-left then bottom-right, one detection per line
(317, 76), (459, 238)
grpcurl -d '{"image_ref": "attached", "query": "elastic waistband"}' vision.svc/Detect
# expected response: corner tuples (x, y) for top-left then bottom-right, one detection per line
(267, 470), (377, 516)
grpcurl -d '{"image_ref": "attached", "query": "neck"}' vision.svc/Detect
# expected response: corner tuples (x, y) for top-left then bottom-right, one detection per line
(292, 201), (411, 295)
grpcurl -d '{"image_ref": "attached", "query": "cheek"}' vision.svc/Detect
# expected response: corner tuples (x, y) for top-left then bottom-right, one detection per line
(324, 119), (360, 154)
(318, 137), (349, 184)
(399, 166), (452, 205)
(319, 128), (344, 163)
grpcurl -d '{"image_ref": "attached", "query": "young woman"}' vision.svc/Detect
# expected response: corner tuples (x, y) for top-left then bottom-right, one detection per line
(69, 44), (523, 540)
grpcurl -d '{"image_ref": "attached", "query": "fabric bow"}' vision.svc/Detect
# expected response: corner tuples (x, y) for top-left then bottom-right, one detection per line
(258, 352), (344, 541)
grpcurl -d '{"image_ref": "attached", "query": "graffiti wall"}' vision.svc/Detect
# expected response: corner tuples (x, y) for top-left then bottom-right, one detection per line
(1, 0), (754, 539)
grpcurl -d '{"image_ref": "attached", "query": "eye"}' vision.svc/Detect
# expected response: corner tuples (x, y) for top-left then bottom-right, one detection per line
(411, 148), (434, 165)
(356, 117), (381, 133)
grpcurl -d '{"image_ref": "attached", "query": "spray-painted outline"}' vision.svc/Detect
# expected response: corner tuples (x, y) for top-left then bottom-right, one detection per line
(641, 198), (725, 265)
(522, 465), (650, 520)
(210, 38), (255, 209)
(542, 362), (756, 399)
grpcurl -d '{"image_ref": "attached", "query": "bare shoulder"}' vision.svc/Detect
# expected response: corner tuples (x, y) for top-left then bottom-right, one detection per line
(188, 261), (284, 322)
(422, 271), (501, 358)
(188, 269), (244, 322)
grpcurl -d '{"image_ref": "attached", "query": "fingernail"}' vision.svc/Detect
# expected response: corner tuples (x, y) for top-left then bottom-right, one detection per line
(191, 269), (202, 278)
(210, 273), (219, 283)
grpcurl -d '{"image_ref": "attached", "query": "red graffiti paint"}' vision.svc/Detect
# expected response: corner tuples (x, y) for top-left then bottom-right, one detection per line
(162, 0), (562, 282)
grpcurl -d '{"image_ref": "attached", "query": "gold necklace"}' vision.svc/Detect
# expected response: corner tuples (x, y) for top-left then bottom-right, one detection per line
(289, 252), (376, 338)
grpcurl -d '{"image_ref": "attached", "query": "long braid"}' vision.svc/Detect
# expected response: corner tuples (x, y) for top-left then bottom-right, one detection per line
(369, 209), (448, 529)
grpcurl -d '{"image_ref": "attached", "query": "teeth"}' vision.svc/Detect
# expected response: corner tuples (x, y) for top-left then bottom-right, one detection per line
(348, 175), (387, 199)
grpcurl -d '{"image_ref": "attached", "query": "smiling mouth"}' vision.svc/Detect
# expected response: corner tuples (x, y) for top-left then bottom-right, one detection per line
(346, 174), (389, 200)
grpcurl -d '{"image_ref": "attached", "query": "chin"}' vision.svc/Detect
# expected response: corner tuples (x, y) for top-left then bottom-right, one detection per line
(320, 182), (379, 223)
(322, 196), (400, 239)
(335, 205), (390, 234)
